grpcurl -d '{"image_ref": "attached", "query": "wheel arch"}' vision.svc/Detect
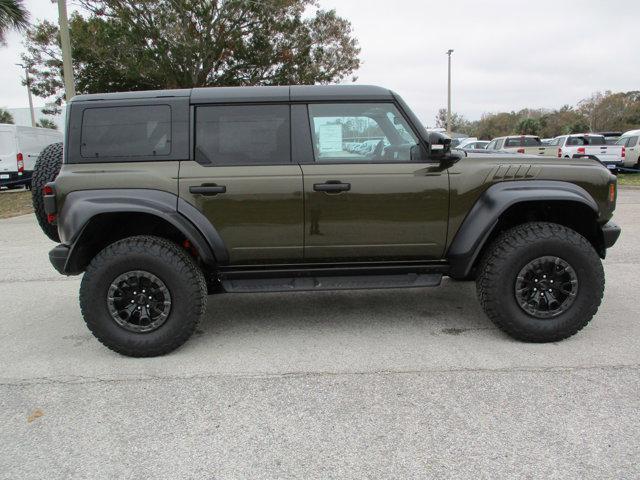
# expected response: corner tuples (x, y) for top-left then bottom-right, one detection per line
(447, 180), (601, 279)
(59, 189), (228, 274)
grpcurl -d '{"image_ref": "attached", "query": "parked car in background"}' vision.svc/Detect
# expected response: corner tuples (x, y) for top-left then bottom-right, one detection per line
(553, 134), (621, 171)
(485, 135), (547, 155)
(454, 137), (479, 149)
(459, 140), (489, 150)
(0, 124), (63, 189)
(614, 130), (640, 168)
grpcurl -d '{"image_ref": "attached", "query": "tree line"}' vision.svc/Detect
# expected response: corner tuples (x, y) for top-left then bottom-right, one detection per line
(437, 90), (640, 139)
(19, 0), (361, 115)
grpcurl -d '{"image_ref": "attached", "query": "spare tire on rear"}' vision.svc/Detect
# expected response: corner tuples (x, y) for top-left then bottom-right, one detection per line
(31, 142), (63, 242)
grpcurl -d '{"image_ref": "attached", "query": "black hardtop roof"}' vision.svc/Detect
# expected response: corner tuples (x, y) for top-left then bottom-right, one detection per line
(70, 85), (395, 104)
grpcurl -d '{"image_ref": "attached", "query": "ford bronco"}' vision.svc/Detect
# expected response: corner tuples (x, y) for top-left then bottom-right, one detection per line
(31, 85), (621, 356)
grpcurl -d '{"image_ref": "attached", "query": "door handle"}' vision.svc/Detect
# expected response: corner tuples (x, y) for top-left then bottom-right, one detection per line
(189, 184), (227, 196)
(313, 181), (351, 193)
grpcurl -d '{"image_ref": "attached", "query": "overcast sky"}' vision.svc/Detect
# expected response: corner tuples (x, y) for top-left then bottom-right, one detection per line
(0, 0), (637, 126)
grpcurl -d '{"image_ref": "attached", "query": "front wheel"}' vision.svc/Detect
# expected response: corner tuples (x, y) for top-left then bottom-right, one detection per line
(79, 236), (207, 357)
(476, 222), (604, 342)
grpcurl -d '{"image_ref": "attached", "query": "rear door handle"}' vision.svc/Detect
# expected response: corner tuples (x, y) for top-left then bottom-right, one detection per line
(313, 181), (351, 193)
(189, 185), (226, 196)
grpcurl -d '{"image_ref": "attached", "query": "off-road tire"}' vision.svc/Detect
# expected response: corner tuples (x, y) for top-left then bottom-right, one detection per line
(31, 142), (63, 242)
(476, 222), (604, 342)
(79, 236), (207, 357)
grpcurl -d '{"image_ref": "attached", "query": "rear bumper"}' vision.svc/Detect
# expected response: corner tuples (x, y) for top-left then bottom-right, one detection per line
(0, 171), (31, 187)
(49, 244), (71, 274)
(602, 221), (621, 249)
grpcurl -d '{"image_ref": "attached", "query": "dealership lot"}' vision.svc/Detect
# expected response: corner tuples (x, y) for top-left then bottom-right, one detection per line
(0, 189), (639, 479)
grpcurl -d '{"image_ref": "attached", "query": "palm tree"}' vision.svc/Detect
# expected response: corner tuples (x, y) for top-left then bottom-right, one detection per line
(0, 0), (29, 45)
(0, 107), (14, 124)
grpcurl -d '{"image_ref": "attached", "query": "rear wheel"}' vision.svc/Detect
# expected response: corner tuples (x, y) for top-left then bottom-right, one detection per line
(476, 222), (604, 342)
(79, 236), (207, 357)
(31, 142), (63, 242)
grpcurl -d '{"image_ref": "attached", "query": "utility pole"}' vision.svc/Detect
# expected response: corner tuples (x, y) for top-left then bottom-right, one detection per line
(56, 0), (76, 99)
(16, 64), (36, 127)
(446, 49), (454, 136)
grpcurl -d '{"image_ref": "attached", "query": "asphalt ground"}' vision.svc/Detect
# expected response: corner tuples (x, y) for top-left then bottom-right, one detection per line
(0, 188), (638, 479)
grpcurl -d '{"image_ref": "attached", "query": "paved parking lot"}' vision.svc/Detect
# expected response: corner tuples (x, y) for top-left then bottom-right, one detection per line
(1, 189), (639, 479)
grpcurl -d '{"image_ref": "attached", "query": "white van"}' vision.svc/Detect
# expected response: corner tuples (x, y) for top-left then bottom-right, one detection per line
(0, 124), (63, 189)
(614, 130), (640, 168)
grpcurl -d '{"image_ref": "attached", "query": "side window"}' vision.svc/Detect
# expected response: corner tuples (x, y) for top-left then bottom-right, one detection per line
(195, 105), (290, 165)
(504, 138), (521, 148)
(486, 140), (497, 150)
(628, 136), (639, 147)
(307, 103), (419, 162)
(81, 105), (171, 158)
(495, 139), (505, 149)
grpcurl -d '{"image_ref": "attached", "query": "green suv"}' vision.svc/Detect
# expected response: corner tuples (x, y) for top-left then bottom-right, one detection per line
(31, 85), (621, 357)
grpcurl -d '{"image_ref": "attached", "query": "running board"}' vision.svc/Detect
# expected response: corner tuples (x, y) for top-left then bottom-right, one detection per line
(221, 273), (442, 293)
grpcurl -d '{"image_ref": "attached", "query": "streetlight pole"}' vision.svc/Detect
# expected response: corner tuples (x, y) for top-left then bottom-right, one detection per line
(55, 0), (76, 99)
(446, 49), (454, 136)
(16, 64), (36, 127)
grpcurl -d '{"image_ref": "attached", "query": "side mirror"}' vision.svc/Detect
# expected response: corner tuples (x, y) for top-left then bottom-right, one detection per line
(426, 131), (459, 168)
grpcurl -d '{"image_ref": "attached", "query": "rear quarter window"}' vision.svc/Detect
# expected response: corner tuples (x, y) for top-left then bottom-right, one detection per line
(81, 105), (171, 158)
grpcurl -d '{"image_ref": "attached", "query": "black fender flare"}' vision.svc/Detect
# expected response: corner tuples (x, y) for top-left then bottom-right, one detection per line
(58, 189), (229, 272)
(447, 180), (599, 279)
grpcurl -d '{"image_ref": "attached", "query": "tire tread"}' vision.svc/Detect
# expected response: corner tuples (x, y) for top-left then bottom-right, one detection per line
(79, 235), (207, 357)
(476, 222), (604, 342)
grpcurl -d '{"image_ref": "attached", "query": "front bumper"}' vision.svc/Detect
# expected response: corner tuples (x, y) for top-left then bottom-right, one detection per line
(49, 244), (70, 274)
(602, 221), (621, 249)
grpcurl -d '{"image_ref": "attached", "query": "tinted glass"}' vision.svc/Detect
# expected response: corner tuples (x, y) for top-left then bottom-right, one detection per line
(586, 136), (606, 146)
(81, 105), (171, 158)
(307, 103), (419, 162)
(504, 138), (521, 147)
(523, 137), (542, 146)
(195, 105), (290, 165)
(566, 136), (588, 146)
(628, 136), (639, 147)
